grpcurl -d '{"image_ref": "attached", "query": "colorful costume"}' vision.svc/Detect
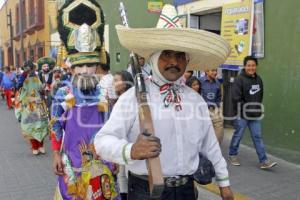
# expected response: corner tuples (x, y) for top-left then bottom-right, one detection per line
(52, 85), (119, 200)
(52, 0), (120, 199)
(16, 68), (48, 152)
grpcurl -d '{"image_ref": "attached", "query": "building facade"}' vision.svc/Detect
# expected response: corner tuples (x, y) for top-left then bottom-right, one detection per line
(0, 0), (59, 68)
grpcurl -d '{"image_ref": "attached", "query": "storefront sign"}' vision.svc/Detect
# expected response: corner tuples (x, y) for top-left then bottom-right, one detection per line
(252, 0), (264, 58)
(148, 0), (164, 13)
(221, 0), (254, 66)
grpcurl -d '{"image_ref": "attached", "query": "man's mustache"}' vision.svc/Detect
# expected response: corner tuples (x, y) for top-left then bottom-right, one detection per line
(165, 66), (180, 72)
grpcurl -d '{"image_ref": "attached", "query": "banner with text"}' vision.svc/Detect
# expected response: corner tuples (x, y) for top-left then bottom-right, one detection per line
(221, 0), (254, 66)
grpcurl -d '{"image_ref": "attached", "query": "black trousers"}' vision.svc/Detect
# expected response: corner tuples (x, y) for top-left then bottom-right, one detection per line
(128, 172), (197, 200)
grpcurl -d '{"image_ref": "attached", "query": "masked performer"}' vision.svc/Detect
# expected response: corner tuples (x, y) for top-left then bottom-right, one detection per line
(51, 1), (120, 199)
(16, 60), (48, 155)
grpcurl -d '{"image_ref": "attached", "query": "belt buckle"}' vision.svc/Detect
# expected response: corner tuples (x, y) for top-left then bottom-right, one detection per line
(165, 176), (188, 187)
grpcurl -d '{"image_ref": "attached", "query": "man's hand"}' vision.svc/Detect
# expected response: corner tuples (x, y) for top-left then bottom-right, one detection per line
(220, 186), (234, 200)
(52, 151), (65, 176)
(131, 133), (161, 160)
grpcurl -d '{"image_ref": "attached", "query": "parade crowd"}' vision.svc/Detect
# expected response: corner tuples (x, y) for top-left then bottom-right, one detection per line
(0, 1), (277, 200)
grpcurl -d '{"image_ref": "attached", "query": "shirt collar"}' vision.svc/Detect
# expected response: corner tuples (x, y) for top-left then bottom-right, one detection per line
(204, 75), (216, 82)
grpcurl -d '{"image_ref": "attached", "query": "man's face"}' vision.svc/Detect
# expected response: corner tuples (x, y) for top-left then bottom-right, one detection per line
(113, 74), (125, 96)
(206, 69), (217, 80)
(184, 71), (193, 80)
(244, 60), (257, 76)
(42, 64), (49, 73)
(138, 57), (145, 67)
(53, 71), (62, 80)
(158, 50), (188, 82)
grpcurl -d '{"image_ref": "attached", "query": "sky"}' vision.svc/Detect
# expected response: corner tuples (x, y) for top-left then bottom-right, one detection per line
(0, 0), (5, 9)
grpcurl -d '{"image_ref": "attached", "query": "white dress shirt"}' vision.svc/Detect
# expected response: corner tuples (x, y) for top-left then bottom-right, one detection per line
(94, 79), (230, 187)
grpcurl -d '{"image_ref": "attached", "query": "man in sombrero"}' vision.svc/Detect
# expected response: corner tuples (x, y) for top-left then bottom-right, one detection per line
(95, 4), (234, 200)
(51, 0), (120, 199)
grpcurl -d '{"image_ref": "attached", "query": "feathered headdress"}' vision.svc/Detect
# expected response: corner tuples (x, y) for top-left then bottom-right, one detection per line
(57, 0), (106, 67)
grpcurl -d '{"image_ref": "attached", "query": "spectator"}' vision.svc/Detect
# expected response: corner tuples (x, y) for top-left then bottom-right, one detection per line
(200, 69), (223, 144)
(0, 67), (4, 99)
(186, 76), (201, 94)
(228, 56), (277, 169)
(183, 70), (193, 81)
(127, 55), (152, 78)
(97, 52), (117, 108)
(114, 70), (134, 97)
(112, 70), (134, 200)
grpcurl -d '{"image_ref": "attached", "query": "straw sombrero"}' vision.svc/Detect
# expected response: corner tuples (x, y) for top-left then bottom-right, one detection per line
(116, 4), (230, 70)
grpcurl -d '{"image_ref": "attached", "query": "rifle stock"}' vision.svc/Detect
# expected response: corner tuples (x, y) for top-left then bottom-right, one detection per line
(119, 3), (164, 197)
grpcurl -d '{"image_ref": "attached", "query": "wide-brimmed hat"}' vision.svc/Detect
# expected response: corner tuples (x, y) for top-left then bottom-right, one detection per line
(37, 57), (56, 71)
(116, 4), (230, 70)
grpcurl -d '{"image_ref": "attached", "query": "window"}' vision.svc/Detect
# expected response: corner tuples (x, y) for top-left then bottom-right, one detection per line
(15, 5), (20, 35)
(23, 50), (27, 63)
(7, 47), (13, 66)
(36, 0), (44, 26)
(37, 46), (44, 58)
(28, 0), (35, 26)
(15, 51), (20, 68)
(0, 49), (4, 67)
(21, 0), (27, 30)
(30, 48), (35, 61)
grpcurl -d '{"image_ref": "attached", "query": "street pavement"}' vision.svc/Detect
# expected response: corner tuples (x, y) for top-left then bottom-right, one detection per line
(196, 129), (300, 200)
(0, 99), (56, 199)
(0, 99), (300, 200)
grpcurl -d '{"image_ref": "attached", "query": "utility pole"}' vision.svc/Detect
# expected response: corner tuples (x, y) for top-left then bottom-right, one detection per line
(6, 6), (14, 67)
(19, 0), (25, 63)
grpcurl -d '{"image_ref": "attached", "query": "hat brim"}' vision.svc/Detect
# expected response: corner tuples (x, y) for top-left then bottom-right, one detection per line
(37, 57), (56, 71)
(68, 52), (100, 66)
(116, 25), (230, 70)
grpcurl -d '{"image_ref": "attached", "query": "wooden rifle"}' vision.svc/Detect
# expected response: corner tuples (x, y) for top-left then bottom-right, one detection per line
(119, 2), (164, 198)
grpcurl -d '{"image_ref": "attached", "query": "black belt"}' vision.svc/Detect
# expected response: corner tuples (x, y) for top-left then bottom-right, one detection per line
(129, 172), (192, 188)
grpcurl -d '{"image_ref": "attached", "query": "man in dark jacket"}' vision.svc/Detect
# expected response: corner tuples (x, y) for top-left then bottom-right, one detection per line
(228, 56), (277, 169)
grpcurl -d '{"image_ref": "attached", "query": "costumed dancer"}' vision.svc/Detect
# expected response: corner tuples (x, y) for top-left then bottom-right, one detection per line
(37, 57), (56, 113)
(51, 66), (65, 99)
(15, 60), (48, 155)
(51, 0), (120, 199)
